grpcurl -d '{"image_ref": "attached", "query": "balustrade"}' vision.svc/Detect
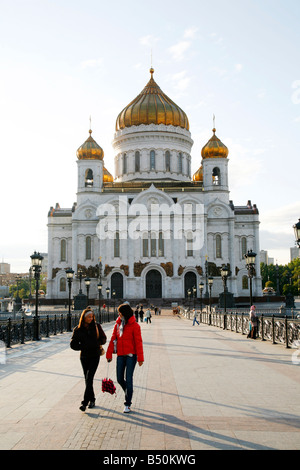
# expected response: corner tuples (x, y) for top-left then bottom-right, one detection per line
(182, 309), (300, 348)
(0, 309), (116, 348)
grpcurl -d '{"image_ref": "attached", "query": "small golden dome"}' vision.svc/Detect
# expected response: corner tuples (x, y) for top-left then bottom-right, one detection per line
(103, 167), (113, 183)
(115, 68), (189, 131)
(77, 129), (104, 160)
(201, 128), (228, 159)
(193, 165), (203, 182)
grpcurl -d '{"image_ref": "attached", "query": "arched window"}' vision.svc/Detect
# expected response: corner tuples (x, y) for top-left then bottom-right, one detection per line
(242, 275), (248, 289)
(158, 232), (164, 257)
(60, 278), (66, 292)
(178, 153), (183, 173)
(85, 236), (91, 260)
(135, 151), (140, 172)
(60, 239), (66, 262)
(122, 153), (127, 174)
(216, 234), (222, 258)
(151, 232), (157, 257)
(186, 232), (193, 257)
(212, 167), (221, 185)
(142, 233), (148, 257)
(165, 151), (171, 172)
(85, 169), (93, 187)
(114, 232), (120, 257)
(241, 237), (247, 258)
(150, 150), (155, 170)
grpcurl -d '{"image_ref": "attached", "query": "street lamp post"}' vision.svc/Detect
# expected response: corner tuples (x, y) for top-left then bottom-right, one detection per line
(221, 265), (230, 314)
(293, 219), (300, 249)
(244, 249), (257, 307)
(112, 289), (116, 318)
(199, 282), (204, 317)
(204, 257), (209, 298)
(208, 276), (214, 313)
(193, 286), (196, 309)
(30, 251), (44, 341)
(84, 277), (91, 306)
(187, 289), (191, 311)
(66, 268), (74, 331)
(97, 282), (102, 323)
(106, 287), (110, 318)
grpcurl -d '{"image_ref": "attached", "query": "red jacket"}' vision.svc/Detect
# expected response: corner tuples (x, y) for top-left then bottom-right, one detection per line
(106, 316), (144, 362)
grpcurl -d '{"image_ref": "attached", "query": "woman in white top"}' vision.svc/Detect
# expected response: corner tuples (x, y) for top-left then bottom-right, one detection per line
(145, 308), (152, 324)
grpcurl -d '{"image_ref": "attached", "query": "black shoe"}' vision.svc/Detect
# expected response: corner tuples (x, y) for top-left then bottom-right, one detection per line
(88, 401), (95, 408)
(79, 404), (86, 412)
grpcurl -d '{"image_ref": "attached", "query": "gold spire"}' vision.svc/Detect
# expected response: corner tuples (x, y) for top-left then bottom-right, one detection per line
(115, 69), (189, 131)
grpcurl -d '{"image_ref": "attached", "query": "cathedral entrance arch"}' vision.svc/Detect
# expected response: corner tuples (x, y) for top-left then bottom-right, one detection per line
(146, 270), (162, 298)
(184, 272), (197, 298)
(111, 272), (123, 299)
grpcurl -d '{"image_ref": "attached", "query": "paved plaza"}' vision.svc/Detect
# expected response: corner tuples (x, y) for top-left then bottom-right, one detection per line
(0, 309), (300, 452)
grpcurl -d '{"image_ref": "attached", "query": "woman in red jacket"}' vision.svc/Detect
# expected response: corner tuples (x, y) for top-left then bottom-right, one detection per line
(106, 303), (144, 413)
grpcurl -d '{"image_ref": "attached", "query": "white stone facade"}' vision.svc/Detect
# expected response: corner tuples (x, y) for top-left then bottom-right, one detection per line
(47, 119), (262, 302)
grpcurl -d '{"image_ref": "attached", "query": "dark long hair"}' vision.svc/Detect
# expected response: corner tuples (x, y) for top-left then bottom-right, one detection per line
(118, 303), (133, 324)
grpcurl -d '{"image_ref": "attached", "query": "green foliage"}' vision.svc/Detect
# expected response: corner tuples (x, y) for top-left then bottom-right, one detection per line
(9, 276), (47, 299)
(260, 258), (300, 295)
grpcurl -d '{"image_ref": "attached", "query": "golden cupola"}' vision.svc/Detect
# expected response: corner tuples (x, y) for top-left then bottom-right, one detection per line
(115, 68), (189, 131)
(103, 167), (113, 183)
(77, 129), (104, 160)
(193, 165), (203, 182)
(201, 128), (229, 159)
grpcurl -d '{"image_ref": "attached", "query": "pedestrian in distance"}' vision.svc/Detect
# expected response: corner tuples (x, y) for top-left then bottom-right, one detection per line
(248, 305), (258, 339)
(139, 305), (144, 323)
(70, 307), (107, 412)
(106, 303), (144, 413)
(145, 308), (152, 324)
(134, 305), (139, 322)
(192, 308), (199, 326)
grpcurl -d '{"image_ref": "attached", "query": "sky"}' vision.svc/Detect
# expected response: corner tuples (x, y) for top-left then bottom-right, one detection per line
(0, 0), (299, 273)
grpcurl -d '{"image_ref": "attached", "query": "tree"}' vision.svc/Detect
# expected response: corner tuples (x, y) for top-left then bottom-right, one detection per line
(260, 258), (300, 296)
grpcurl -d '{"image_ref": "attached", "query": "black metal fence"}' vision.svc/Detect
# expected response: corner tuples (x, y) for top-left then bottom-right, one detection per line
(0, 309), (117, 348)
(195, 310), (300, 348)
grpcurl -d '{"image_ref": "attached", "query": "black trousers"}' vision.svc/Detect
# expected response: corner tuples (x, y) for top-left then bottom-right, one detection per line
(80, 356), (100, 405)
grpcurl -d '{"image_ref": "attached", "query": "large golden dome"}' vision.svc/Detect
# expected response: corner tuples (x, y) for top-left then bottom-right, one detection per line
(201, 128), (228, 159)
(115, 68), (189, 131)
(77, 129), (104, 160)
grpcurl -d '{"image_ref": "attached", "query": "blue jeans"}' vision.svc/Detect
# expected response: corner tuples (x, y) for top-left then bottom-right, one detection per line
(116, 355), (137, 406)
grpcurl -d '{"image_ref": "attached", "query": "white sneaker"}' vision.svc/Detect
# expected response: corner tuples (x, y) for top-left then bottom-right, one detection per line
(123, 406), (131, 413)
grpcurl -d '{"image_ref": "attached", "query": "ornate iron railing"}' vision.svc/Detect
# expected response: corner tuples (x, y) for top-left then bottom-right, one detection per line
(0, 309), (117, 348)
(197, 311), (300, 348)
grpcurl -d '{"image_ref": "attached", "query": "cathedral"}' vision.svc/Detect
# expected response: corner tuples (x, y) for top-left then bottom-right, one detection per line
(46, 68), (261, 302)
